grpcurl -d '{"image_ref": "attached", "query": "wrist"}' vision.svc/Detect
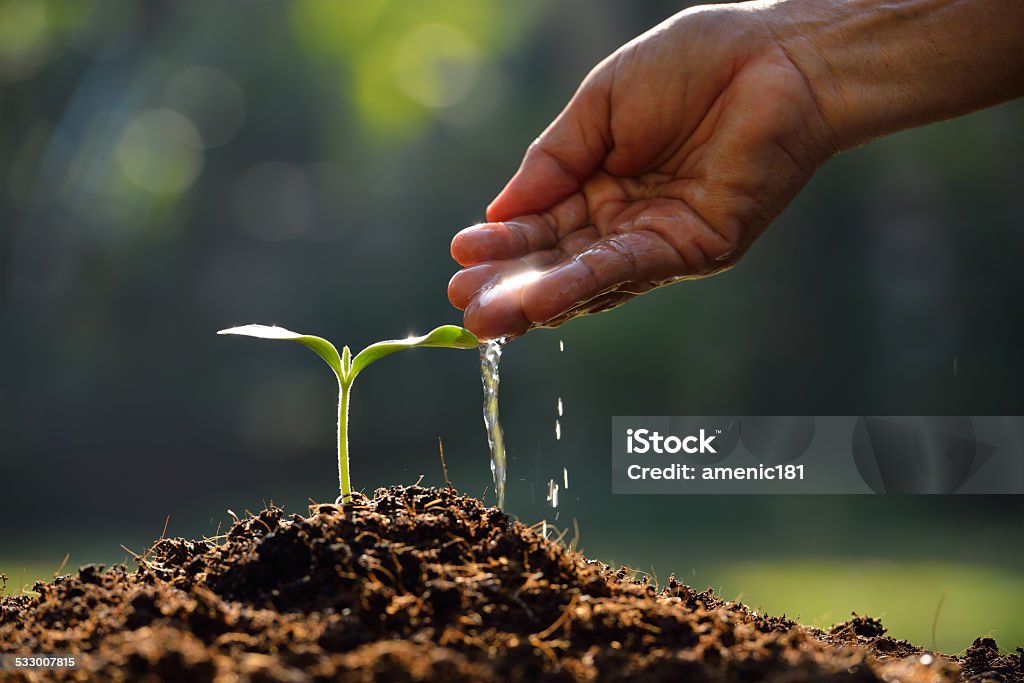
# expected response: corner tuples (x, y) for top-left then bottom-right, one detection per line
(760, 0), (1024, 150)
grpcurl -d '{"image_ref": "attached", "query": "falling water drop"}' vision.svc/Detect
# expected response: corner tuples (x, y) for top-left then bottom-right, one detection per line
(480, 338), (508, 508)
(546, 479), (560, 508)
(555, 419), (561, 441)
(563, 467), (569, 490)
(557, 397), (563, 417)
(559, 339), (564, 352)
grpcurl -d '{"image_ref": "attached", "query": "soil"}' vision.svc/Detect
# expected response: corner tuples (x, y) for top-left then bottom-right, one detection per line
(1, 485), (1020, 682)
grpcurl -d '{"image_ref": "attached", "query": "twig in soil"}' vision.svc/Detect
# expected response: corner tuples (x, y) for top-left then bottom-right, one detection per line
(120, 544), (142, 562)
(626, 566), (656, 586)
(535, 593), (580, 639)
(551, 525), (571, 546)
(202, 531), (229, 547)
(55, 553), (70, 577)
(438, 437), (453, 492)
(534, 519), (574, 548)
(438, 535), (470, 553)
(569, 518), (581, 552)
(252, 516), (274, 534)
(142, 515), (172, 562)
(527, 635), (561, 666)
(931, 590), (947, 652)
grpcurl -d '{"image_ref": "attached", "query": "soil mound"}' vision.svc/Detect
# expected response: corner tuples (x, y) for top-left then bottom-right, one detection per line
(1, 486), (1020, 681)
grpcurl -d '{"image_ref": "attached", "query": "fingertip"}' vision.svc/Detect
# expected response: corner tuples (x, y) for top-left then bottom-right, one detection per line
(451, 224), (484, 266)
(486, 162), (533, 223)
(485, 193), (514, 224)
(486, 179), (555, 224)
(464, 295), (530, 341)
(487, 151), (583, 223)
(447, 272), (467, 311)
(448, 264), (499, 311)
(454, 224), (520, 266)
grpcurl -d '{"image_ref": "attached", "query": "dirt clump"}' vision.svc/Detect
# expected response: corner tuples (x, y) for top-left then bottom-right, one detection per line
(1, 485), (1018, 681)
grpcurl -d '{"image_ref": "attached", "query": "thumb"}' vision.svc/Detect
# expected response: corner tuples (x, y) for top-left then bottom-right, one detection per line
(486, 74), (611, 222)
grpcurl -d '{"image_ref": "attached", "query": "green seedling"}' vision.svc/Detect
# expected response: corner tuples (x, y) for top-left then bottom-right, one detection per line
(218, 324), (478, 503)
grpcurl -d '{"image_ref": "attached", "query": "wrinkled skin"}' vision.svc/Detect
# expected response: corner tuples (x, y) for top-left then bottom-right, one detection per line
(448, 5), (838, 340)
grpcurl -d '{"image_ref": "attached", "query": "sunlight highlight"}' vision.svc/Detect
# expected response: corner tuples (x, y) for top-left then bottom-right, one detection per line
(478, 269), (544, 306)
(498, 269), (543, 290)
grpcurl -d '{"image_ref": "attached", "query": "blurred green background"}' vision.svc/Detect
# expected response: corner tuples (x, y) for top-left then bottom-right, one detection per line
(1, 0), (1021, 655)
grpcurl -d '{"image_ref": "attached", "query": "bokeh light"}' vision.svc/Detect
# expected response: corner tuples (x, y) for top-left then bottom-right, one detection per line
(393, 23), (483, 109)
(115, 108), (204, 194)
(0, 0), (55, 82)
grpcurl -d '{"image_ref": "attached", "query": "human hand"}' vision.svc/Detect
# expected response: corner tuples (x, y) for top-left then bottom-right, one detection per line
(450, 0), (1024, 341)
(448, 4), (838, 340)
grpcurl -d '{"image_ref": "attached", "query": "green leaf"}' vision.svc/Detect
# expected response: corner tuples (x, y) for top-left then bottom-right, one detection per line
(218, 324), (344, 380)
(349, 325), (478, 378)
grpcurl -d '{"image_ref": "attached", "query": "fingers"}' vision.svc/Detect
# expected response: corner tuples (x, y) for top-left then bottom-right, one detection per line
(448, 263), (501, 311)
(486, 75), (612, 223)
(450, 216), (559, 267)
(464, 284), (532, 340)
(451, 193), (589, 266)
(452, 230), (690, 340)
(521, 231), (685, 323)
(448, 250), (563, 311)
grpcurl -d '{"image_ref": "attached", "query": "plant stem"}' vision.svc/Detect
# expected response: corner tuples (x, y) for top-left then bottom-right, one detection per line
(338, 379), (352, 503)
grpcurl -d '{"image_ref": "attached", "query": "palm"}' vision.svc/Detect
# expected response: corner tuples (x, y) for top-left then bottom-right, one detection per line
(450, 9), (835, 339)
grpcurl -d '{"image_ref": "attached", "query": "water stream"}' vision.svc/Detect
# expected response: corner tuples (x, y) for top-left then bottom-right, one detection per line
(480, 338), (507, 508)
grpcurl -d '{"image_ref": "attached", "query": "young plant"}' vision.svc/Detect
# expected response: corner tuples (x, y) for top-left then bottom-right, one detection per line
(218, 324), (478, 503)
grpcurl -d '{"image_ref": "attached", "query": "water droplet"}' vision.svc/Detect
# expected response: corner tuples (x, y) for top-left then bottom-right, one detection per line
(563, 467), (569, 490)
(557, 397), (563, 416)
(559, 340), (564, 352)
(555, 419), (561, 440)
(547, 479), (560, 508)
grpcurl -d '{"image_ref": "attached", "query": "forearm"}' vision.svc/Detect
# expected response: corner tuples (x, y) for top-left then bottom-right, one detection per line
(760, 0), (1024, 150)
